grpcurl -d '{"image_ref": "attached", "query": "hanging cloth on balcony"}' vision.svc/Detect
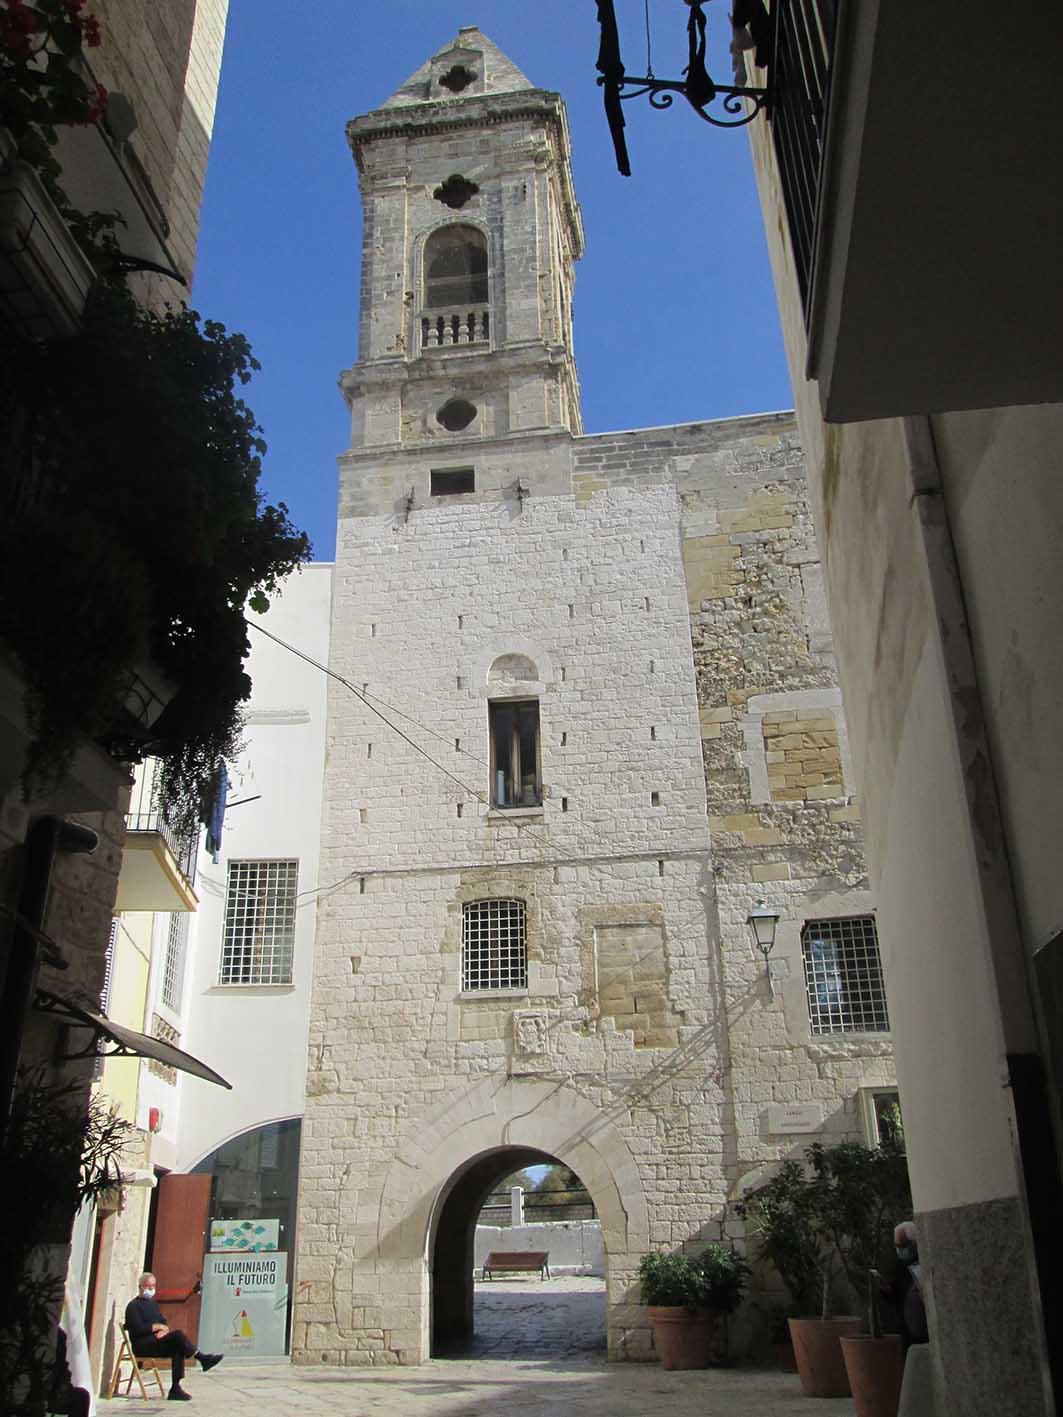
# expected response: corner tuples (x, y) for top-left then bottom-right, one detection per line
(205, 762), (229, 865)
(34, 988), (232, 1088)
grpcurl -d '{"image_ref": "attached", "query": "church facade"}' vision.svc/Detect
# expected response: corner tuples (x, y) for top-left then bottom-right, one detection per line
(292, 29), (894, 1365)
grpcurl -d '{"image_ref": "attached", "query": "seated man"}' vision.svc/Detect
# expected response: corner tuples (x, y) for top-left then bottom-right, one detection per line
(124, 1272), (223, 1402)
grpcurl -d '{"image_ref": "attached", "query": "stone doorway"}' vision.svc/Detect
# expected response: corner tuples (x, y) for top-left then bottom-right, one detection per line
(430, 1146), (606, 1358)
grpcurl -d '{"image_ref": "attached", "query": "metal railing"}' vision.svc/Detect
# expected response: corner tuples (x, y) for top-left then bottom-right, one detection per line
(480, 1189), (597, 1225)
(126, 756), (199, 888)
(768, 0), (837, 313)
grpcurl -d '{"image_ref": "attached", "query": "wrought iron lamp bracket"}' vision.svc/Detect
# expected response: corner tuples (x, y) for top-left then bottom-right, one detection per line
(599, 72), (769, 130)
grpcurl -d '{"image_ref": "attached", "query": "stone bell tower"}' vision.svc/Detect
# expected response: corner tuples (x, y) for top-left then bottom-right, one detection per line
(295, 28), (721, 1369)
(342, 26), (584, 460)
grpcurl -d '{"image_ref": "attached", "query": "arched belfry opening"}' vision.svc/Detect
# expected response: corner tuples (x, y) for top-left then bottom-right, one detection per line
(430, 1146), (603, 1357)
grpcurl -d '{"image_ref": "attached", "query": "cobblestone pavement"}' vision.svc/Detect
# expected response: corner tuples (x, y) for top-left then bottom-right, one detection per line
(97, 1276), (855, 1416)
(461, 1274), (607, 1358)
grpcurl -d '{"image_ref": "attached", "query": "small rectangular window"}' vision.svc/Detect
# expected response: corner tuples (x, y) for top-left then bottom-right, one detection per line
(431, 467), (475, 496)
(219, 859), (298, 985)
(802, 915), (889, 1034)
(489, 700), (541, 807)
(860, 1086), (904, 1149)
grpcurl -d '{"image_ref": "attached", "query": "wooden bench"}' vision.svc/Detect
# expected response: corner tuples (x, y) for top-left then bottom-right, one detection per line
(482, 1250), (550, 1280)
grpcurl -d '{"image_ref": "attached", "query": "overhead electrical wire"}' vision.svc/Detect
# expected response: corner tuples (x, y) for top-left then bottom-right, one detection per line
(239, 619), (706, 914)
(243, 619), (560, 904)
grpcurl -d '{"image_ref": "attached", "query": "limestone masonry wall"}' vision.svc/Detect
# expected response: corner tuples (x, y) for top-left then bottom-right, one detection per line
(295, 32), (892, 1368)
(295, 415), (894, 1367)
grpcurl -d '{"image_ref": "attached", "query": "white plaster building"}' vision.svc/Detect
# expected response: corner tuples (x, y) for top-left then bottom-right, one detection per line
(290, 29), (896, 1367)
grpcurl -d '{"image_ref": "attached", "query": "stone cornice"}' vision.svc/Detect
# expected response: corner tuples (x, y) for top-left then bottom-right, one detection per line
(347, 88), (583, 261)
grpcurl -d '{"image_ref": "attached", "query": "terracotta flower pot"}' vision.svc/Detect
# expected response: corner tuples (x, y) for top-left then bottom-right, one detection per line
(647, 1307), (715, 1369)
(840, 1335), (905, 1417)
(774, 1338), (799, 1372)
(788, 1316), (864, 1397)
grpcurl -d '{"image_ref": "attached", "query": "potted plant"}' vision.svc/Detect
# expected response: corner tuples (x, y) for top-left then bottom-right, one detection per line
(0, 1069), (134, 1416)
(0, 278), (311, 821)
(735, 1157), (845, 1380)
(839, 1270), (905, 1417)
(737, 1140), (911, 1398)
(638, 1243), (749, 1370)
(813, 1140), (910, 1417)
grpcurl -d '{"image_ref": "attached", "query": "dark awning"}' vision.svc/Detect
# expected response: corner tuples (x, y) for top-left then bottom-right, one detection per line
(35, 989), (232, 1089)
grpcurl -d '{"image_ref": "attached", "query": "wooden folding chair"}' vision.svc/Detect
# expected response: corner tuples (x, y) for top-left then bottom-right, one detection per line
(108, 1324), (167, 1399)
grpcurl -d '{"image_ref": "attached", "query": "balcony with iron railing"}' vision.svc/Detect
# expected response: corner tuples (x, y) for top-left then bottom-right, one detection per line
(115, 756), (199, 913)
(766, 0), (835, 316)
(763, 0), (1063, 421)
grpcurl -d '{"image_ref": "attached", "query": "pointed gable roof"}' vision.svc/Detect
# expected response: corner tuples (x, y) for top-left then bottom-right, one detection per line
(381, 27), (536, 108)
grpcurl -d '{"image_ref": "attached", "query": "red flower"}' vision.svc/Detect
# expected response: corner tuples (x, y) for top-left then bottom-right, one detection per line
(82, 12), (100, 45)
(84, 80), (107, 122)
(64, 0), (87, 10)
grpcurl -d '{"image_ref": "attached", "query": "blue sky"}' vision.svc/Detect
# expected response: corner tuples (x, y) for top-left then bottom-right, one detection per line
(191, 1), (793, 561)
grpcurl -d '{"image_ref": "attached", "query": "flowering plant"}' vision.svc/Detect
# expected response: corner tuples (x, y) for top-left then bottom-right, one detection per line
(0, 0), (107, 199)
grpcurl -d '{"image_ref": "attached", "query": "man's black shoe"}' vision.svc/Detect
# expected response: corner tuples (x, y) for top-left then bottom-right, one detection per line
(168, 1387), (192, 1401)
(198, 1353), (224, 1373)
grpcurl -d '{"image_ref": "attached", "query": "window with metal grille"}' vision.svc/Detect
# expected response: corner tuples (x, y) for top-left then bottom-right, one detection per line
(462, 899), (527, 991)
(161, 912), (187, 1011)
(801, 916), (889, 1034)
(219, 860), (298, 985)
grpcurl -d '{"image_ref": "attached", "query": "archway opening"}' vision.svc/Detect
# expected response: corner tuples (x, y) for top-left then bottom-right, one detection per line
(430, 1146), (606, 1359)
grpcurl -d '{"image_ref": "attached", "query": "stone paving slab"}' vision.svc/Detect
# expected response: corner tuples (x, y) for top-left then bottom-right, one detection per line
(463, 1274), (606, 1358)
(96, 1278), (855, 1415)
(97, 1356), (854, 1417)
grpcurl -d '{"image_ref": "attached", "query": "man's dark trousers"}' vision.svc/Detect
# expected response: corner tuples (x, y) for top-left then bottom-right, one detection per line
(130, 1330), (196, 1384)
(125, 1294), (196, 1387)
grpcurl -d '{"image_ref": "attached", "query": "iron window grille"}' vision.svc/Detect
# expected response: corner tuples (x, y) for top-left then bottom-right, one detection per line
(801, 915), (889, 1034)
(161, 911), (187, 1011)
(462, 898), (528, 991)
(219, 859), (298, 985)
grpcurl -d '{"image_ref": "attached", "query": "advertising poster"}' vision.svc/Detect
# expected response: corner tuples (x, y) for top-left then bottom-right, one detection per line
(209, 1217), (280, 1252)
(198, 1251), (288, 1356)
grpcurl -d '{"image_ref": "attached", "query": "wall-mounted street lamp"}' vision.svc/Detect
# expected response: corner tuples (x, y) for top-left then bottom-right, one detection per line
(595, 0), (773, 175)
(747, 900), (781, 997)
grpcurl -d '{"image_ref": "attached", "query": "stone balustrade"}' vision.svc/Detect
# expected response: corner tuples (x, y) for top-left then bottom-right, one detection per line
(420, 307), (490, 350)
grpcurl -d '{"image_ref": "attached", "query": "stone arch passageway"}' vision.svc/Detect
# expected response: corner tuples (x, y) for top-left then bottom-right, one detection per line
(431, 1146), (605, 1358)
(372, 1076), (650, 1363)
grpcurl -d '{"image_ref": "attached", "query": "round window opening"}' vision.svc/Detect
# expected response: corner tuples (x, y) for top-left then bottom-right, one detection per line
(437, 398), (477, 432)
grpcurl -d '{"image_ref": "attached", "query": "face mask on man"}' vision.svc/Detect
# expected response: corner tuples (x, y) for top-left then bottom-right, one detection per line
(142, 1288), (156, 1300)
